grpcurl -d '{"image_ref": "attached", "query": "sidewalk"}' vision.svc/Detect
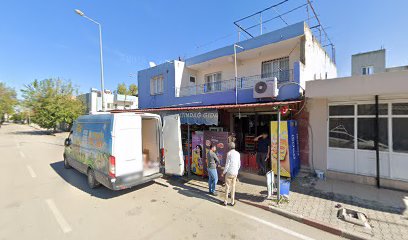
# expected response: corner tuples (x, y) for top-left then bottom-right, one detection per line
(180, 171), (408, 240)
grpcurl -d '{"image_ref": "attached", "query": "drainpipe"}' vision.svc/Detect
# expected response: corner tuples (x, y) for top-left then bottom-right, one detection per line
(187, 116), (191, 177)
(375, 95), (380, 188)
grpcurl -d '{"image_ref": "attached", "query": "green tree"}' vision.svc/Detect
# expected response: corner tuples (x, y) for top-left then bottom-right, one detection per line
(117, 82), (129, 95)
(0, 82), (18, 123)
(128, 83), (138, 96)
(21, 78), (85, 131)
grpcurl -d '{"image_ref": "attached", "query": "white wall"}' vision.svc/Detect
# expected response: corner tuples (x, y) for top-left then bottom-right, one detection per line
(174, 60), (185, 92)
(301, 26), (337, 88)
(179, 26), (337, 90)
(180, 65), (198, 88)
(182, 44), (302, 86)
(306, 70), (408, 99)
(307, 98), (328, 171)
(306, 70), (408, 187)
(352, 49), (386, 76)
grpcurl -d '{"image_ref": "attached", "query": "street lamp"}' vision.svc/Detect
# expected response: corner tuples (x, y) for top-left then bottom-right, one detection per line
(75, 9), (106, 111)
(275, 81), (305, 203)
(234, 44), (244, 105)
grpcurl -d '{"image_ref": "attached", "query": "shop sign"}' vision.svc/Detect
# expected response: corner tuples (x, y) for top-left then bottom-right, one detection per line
(161, 110), (218, 126)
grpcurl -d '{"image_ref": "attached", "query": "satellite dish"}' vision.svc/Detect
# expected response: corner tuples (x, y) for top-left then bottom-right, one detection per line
(149, 62), (156, 67)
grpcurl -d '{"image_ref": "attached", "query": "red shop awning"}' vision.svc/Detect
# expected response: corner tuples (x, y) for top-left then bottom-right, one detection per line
(110, 100), (303, 113)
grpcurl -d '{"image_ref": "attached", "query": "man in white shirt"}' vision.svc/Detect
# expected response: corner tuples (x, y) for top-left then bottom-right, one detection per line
(221, 142), (241, 206)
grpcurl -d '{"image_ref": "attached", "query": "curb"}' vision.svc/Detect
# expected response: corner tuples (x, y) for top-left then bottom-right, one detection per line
(238, 199), (372, 240)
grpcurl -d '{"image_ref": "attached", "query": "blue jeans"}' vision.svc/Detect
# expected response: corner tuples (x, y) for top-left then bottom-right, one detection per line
(208, 168), (218, 193)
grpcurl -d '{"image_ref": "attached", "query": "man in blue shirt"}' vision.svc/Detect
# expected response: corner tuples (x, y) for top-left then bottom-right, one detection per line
(254, 132), (270, 175)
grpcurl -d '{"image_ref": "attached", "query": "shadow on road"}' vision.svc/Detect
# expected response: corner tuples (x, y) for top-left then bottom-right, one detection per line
(50, 161), (153, 199)
(9, 130), (54, 136)
(172, 185), (222, 205)
(166, 177), (266, 204)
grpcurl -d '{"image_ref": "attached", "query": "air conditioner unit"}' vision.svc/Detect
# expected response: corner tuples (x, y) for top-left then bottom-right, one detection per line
(253, 77), (278, 98)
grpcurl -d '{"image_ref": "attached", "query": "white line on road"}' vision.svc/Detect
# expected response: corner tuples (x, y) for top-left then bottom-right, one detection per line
(45, 199), (72, 233)
(225, 206), (315, 240)
(26, 165), (37, 178)
(179, 184), (315, 240)
(19, 151), (26, 158)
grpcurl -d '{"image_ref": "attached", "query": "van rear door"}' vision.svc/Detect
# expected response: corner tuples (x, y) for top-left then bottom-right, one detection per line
(113, 114), (143, 176)
(162, 114), (184, 176)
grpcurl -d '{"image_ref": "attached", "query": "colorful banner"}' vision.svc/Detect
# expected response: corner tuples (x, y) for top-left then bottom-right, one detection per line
(270, 120), (300, 178)
(191, 131), (205, 176)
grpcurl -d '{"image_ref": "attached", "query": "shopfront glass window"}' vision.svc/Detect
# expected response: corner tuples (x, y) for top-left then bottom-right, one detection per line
(393, 118), (408, 153)
(358, 104), (388, 115)
(357, 118), (388, 151)
(329, 118), (354, 149)
(392, 103), (408, 115)
(329, 105), (354, 116)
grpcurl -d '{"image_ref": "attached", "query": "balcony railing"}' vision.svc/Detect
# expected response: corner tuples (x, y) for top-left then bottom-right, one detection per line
(176, 69), (293, 97)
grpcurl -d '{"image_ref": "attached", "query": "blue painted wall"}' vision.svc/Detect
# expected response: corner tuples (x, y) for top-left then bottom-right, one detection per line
(138, 22), (305, 109)
(138, 62), (301, 109)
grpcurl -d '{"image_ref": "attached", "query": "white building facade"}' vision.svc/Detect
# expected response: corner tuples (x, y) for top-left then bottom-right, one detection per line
(78, 88), (138, 114)
(306, 50), (408, 190)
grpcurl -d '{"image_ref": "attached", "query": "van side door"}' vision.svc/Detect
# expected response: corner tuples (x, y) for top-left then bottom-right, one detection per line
(162, 114), (184, 176)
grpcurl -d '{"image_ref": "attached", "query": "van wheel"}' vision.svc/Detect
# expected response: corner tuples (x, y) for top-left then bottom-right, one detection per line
(63, 154), (71, 169)
(87, 169), (100, 189)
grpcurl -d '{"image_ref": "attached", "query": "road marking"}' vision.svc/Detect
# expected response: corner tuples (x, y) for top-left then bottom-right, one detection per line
(179, 186), (315, 240)
(225, 207), (315, 240)
(19, 151), (26, 158)
(26, 165), (37, 178)
(45, 199), (72, 233)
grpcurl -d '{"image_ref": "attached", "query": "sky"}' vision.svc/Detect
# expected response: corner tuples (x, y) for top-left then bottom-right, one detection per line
(1, 0), (408, 98)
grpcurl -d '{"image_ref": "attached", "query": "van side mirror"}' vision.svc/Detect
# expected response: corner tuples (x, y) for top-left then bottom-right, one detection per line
(64, 138), (72, 147)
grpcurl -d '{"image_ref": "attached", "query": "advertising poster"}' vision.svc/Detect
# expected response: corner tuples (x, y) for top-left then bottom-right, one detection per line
(270, 120), (300, 178)
(271, 121), (291, 177)
(191, 131), (204, 176)
(204, 131), (229, 166)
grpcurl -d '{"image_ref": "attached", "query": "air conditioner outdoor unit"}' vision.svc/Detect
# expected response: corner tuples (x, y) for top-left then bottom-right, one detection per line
(253, 77), (278, 98)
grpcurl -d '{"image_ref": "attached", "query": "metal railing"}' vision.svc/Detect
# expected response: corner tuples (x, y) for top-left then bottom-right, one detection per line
(176, 69), (293, 97)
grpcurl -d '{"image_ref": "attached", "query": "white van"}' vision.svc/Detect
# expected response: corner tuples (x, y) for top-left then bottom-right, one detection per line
(63, 112), (184, 190)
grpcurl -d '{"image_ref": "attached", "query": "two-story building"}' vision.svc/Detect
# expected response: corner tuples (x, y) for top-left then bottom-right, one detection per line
(136, 21), (336, 173)
(78, 88), (138, 114)
(138, 21), (336, 110)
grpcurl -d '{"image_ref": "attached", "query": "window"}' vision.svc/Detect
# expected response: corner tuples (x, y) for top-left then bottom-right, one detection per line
(362, 66), (374, 75)
(329, 105), (355, 149)
(107, 103), (113, 109)
(329, 118), (355, 149)
(357, 118), (388, 151)
(393, 118), (408, 153)
(392, 103), (408, 115)
(205, 72), (221, 92)
(392, 103), (408, 153)
(189, 76), (196, 83)
(262, 57), (290, 82)
(358, 104), (388, 115)
(150, 75), (164, 95)
(329, 105), (354, 116)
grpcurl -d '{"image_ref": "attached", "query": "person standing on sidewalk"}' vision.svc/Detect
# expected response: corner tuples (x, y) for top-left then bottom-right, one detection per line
(254, 132), (270, 175)
(221, 142), (241, 206)
(207, 144), (220, 196)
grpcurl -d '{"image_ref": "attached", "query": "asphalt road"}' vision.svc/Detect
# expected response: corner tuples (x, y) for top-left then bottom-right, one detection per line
(0, 123), (343, 240)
